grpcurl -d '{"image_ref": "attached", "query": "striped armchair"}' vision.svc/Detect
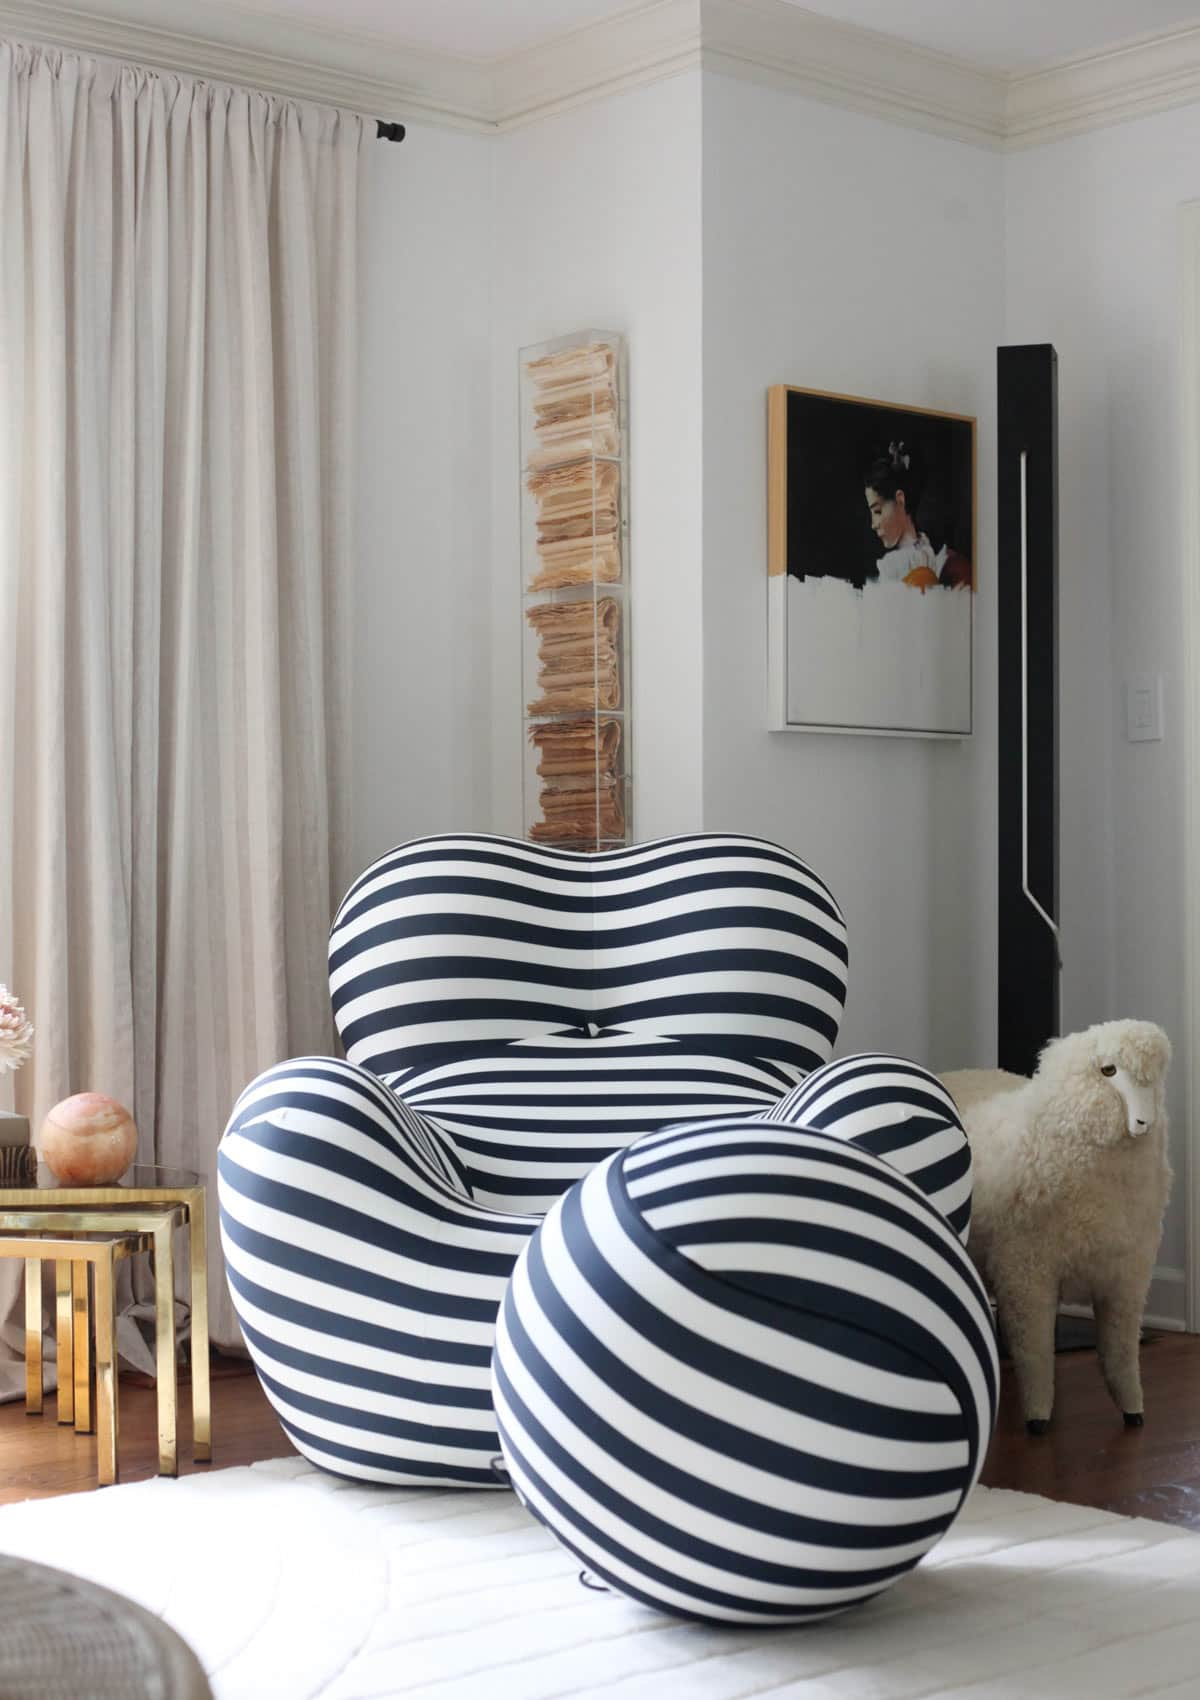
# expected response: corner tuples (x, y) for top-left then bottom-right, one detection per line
(218, 834), (970, 1485)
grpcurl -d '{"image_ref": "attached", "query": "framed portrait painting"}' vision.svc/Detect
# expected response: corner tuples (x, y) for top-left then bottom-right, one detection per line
(768, 386), (975, 737)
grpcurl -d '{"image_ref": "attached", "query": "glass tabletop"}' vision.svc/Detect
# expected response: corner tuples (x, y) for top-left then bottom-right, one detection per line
(11, 1162), (201, 1192)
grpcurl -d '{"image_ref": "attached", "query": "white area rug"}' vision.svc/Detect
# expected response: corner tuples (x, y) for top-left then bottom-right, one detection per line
(0, 1459), (1198, 1699)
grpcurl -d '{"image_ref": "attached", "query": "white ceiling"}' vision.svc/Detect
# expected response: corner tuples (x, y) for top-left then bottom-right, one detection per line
(216, 0), (634, 61)
(216, 0), (1200, 70)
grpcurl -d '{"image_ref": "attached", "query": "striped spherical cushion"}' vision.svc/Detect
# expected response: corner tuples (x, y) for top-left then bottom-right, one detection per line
(493, 1119), (998, 1624)
(765, 1053), (973, 1241)
(390, 1031), (806, 1214)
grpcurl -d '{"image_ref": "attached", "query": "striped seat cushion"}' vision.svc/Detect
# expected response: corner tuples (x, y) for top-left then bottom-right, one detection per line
(390, 1029), (806, 1214)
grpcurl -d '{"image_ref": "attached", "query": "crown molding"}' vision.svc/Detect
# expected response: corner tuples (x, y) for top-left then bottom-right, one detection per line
(494, 0), (702, 131)
(1005, 22), (1200, 149)
(700, 0), (1006, 148)
(5, 0), (1200, 150)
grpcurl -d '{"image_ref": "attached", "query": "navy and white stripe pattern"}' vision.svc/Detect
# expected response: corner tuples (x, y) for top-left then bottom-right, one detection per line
(219, 1057), (535, 1485)
(330, 832), (847, 1214)
(493, 1120), (998, 1624)
(220, 832), (980, 1494)
(765, 1054), (973, 1241)
(389, 1035), (806, 1214)
(329, 834), (849, 1078)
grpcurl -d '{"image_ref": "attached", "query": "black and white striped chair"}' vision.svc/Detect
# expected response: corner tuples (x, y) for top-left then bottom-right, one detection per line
(218, 832), (974, 1487)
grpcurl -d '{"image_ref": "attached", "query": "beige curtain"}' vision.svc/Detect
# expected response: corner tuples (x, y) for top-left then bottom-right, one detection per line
(0, 41), (365, 1388)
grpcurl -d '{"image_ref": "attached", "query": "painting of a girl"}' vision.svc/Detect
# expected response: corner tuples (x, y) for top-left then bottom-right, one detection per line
(864, 440), (972, 591)
(768, 385), (975, 735)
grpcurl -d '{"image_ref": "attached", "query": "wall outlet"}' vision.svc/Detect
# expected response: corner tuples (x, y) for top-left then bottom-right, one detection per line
(1125, 674), (1163, 742)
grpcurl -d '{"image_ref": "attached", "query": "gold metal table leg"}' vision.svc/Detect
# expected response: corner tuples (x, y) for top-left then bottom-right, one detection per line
(151, 1217), (178, 1476)
(55, 1261), (73, 1425)
(188, 1190), (211, 1463)
(0, 1192), (207, 1473)
(94, 1250), (118, 1487)
(24, 1258), (41, 1414)
(72, 1261), (91, 1435)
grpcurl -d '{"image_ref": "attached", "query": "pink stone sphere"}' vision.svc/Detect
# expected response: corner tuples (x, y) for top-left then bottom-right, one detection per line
(39, 1093), (137, 1185)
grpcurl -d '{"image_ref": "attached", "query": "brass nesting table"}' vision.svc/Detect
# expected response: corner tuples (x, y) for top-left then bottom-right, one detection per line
(0, 1165), (211, 1486)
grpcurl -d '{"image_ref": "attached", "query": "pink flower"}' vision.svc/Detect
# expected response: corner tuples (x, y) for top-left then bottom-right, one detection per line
(0, 986), (33, 1074)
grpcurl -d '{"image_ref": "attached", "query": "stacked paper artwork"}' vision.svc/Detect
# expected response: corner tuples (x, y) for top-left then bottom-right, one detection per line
(521, 333), (629, 848)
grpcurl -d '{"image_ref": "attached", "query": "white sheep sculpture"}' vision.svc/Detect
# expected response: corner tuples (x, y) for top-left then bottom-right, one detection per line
(941, 1020), (1172, 1435)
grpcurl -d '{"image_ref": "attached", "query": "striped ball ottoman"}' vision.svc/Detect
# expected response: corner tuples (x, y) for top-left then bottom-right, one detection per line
(492, 1117), (998, 1624)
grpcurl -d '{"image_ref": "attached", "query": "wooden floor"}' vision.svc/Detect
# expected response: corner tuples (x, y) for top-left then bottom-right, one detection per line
(980, 1331), (1200, 1527)
(0, 1354), (294, 1505)
(3, 1336), (1200, 1527)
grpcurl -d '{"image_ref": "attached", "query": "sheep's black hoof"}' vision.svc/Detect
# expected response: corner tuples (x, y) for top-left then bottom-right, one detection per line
(1124, 1412), (1145, 1428)
(1026, 1418), (1051, 1436)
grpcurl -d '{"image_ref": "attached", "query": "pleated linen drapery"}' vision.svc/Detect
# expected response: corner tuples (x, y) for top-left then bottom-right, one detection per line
(0, 41), (366, 1387)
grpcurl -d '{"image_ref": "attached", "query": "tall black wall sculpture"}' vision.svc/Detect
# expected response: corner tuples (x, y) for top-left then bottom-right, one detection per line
(997, 345), (1060, 1076)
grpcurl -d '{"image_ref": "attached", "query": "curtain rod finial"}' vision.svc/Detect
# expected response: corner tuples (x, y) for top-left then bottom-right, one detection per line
(376, 120), (406, 142)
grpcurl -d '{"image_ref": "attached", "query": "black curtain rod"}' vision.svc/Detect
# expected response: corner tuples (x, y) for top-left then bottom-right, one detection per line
(376, 120), (407, 142)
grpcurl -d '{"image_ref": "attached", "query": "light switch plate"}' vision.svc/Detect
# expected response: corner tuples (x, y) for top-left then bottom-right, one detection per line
(1125, 674), (1163, 742)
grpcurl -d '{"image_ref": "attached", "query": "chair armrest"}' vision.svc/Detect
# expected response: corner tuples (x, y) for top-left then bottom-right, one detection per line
(767, 1051), (972, 1241)
(221, 1055), (471, 1200)
(217, 1055), (538, 1486)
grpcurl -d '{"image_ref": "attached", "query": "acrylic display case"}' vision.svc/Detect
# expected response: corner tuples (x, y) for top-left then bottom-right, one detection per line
(520, 330), (631, 849)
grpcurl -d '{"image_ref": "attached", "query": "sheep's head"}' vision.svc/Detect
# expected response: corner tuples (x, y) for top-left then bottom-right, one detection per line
(1033, 1020), (1171, 1146)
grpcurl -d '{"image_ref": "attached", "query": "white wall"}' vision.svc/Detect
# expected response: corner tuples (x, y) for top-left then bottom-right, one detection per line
(1006, 107), (1200, 1304)
(489, 74), (705, 840)
(354, 79), (1189, 1317)
(362, 77), (1004, 1071)
(358, 84), (1003, 1073)
(353, 124), (495, 876)
(700, 73), (1004, 1066)
(355, 79), (706, 873)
